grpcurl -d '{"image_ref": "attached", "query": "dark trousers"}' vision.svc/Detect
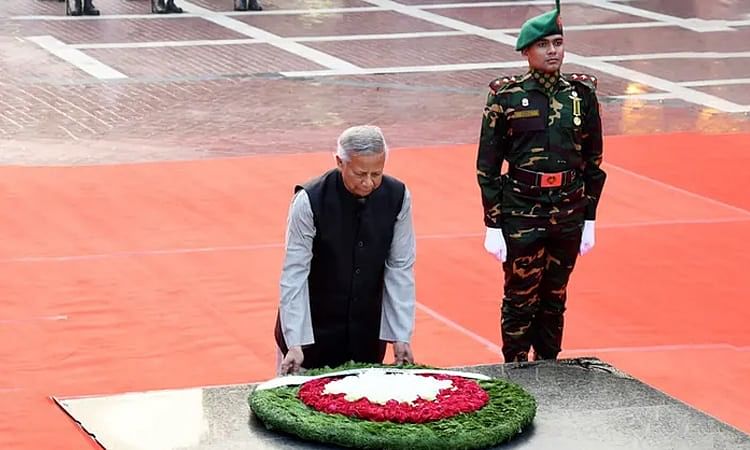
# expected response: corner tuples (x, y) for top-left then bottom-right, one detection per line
(274, 313), (387, 370)
(500, 217), (583, 362)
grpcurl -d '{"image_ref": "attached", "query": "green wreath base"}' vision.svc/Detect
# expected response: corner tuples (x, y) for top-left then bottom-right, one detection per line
(248, 362), (536, 450)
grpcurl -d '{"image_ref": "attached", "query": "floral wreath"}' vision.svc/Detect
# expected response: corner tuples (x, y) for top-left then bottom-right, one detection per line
(249, 362), (536, 449)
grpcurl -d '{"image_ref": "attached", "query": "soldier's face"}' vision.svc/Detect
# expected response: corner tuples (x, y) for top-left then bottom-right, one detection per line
(524, 35), (564, 73)
(336, 152), (386, 198)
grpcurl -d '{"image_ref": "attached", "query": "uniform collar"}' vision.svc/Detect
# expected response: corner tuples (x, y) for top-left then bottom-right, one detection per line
(527, 69), (562, 96)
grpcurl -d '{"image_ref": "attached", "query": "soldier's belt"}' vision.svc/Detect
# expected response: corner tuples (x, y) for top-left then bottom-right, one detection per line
(509, 167), (578, 188)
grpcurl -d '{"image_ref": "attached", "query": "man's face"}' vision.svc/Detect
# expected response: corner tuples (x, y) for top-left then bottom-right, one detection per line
(523, 34), (564, 73)
(336, 152), (386, 198)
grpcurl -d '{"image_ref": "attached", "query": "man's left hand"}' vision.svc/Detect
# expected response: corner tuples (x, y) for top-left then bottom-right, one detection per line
(392, 342), (414, 365)
(580, 220), (596, 255)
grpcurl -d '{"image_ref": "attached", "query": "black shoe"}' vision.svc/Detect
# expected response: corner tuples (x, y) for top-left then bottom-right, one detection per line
(83, 0), (100, 15)
(234, 0), (262, 11)
(165, 0), (183, 13)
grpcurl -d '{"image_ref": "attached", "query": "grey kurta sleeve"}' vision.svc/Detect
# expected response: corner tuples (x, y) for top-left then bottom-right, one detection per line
(379, 186), (417, 343)
(278, 190), (316, 348)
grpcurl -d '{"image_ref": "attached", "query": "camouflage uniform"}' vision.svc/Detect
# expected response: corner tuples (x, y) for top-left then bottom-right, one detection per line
(476, 69), (607, 362)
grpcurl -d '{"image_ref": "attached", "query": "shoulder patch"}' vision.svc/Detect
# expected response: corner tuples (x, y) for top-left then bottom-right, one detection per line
(489, 75), (522, 95)
(565, 73), (598, 91)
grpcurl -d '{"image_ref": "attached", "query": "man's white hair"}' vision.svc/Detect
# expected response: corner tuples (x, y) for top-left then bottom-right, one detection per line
(336, 125), (388, 162)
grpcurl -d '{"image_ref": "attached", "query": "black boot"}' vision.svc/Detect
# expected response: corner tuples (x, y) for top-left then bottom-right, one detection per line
(165, 0), (183, 13)
(234, 0), (262, 11)
(83, 0), (100, 15)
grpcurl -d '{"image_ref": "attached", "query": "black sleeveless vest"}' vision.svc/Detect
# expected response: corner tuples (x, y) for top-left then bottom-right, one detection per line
(275, 168), (406, 369)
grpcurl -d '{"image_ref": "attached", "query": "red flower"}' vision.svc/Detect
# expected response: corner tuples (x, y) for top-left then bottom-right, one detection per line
(298, 374), (489, 423)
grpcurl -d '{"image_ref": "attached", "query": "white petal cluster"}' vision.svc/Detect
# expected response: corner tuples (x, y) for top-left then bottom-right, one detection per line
(322, 369), (454, 405)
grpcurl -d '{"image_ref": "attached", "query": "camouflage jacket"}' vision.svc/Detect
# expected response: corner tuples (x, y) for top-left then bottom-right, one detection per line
(476, 71), (607, 227)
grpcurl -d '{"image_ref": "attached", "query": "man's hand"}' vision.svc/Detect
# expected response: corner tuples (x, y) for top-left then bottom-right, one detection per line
(279, 346), (304, 375)
(392, 342), (414, 365)
(580, 220), (596, 255)
(484, 227), (507, 262)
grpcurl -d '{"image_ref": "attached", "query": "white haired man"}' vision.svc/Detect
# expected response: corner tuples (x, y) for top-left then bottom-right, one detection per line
(274, 125), (416, 374)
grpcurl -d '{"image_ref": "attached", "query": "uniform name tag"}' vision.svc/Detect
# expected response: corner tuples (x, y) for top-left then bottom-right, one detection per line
(512, 109), (541, 119)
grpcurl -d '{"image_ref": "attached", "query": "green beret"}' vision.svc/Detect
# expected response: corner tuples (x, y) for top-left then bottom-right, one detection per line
(515, 0), (563, 51)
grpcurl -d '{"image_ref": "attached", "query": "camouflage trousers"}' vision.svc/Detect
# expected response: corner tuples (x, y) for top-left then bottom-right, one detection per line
(500, 216), (583, 363)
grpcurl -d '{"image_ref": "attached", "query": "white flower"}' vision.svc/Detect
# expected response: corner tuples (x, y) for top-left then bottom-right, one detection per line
(322, 369), (453, 405)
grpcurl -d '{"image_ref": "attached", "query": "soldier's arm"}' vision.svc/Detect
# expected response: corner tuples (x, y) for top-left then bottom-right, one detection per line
(581, 89), (607, 220)
(476, 89), (508, 227)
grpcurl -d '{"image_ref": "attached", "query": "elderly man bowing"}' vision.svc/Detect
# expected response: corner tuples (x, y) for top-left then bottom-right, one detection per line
(274, 125), (416, 375)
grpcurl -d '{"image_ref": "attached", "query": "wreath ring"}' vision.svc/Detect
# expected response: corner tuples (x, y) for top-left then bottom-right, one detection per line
(249, 362), (536, 449)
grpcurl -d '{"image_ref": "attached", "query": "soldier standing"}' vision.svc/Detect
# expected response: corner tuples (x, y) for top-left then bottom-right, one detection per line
(476, 0), (607, 363)
(62, 0), (183, 15)
(64, 0), (100, 16)
(152, 0), (183, 14)
(235, 0), (263, 11)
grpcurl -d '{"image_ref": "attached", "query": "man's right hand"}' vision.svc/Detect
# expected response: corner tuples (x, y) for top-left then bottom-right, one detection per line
(392, 342), (414, 365)
(483, 227), (507, 262)
(279, 346), (304, 375)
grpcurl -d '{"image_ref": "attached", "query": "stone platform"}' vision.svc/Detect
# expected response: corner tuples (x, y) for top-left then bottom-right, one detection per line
(54, 357), (750, 449)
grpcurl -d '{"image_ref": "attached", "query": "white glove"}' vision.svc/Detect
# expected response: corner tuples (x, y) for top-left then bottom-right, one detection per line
(579, 220), (596, 255)
(484, 227), (507, 262)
